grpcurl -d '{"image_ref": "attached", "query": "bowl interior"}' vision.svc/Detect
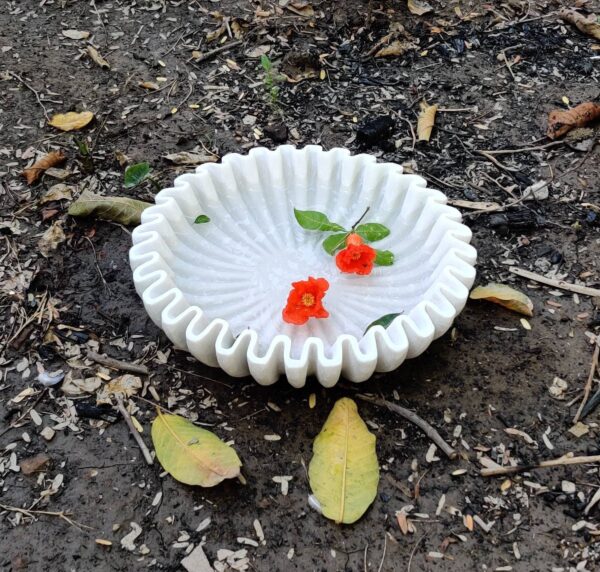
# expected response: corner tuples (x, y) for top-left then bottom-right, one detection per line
(152, 147), (462, 357)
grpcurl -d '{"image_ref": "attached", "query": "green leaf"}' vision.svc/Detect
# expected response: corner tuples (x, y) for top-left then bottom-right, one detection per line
(152, 411), (242, 487)
(68, 190), (152, 225)
(308, 398), (379, 524)
(260, 54), (272, 72)
(355, 223), (390, 242)
(374, 249), (394, 266)
(364, 312), (403, 334)
(124, 162), (151, 188)
(294, 208), (345, 232)
(322, 233), (348, 255)
(194, 214), (210, 224)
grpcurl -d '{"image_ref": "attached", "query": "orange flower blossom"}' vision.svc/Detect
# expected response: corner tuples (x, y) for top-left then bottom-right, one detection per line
(335, 233), (376, 275)
(282, 276), (330, 325)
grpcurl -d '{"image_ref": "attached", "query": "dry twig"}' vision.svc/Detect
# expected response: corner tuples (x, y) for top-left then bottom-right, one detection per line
(0, 503), (92, 531)
(115, 396), (154, 465)
(509, 266), (600, 297)
(87, 351), (149, 375)
(357, 395), (457, 459)
(481, 454), (600, 477)
(573, 342), (600, 424)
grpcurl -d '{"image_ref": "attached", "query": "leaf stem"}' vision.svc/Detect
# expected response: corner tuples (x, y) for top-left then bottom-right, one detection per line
(351, 206), (370, 231)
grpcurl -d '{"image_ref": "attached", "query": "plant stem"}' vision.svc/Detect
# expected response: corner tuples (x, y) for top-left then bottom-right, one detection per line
(351, 206), (370, 231)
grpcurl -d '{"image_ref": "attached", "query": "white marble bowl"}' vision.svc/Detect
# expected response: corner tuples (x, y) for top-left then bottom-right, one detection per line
(129, 146), (476, 387)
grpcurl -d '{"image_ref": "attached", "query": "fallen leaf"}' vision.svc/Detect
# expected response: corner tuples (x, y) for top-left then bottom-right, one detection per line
(49, 111), (94, 132)
(96, 374), (142, 405)
(139, 80), (160, 90)
(560, 9), (600, 41)
(68, 190), (152, 225)
(22, 150), (66, 185)
(287, 1), (314, 17)
(163, 151), (218, 165)
(38, 221), (66, 257)
(152, 411), (242, 487)
(417, 101), (438, 142)
(547, 102), (600, 139)
(569, 421), (589, 438)
(408, 0), (434, 16)
(308, 398), (379, 524)
(86, 46), (110, 69)
(62, 29), (90, 40)
(470, 283), (534, 317)
(124, 162), (151, 188)
(20, 453), (51, 475)
(375, 40), (417, 57)
(246, 44), (271, 58)
(39, 183), (73, 204)
(61, 374), (102, 396)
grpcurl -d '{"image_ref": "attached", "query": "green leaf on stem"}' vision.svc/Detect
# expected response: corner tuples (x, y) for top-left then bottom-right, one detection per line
(124, 162), (151, 188)
(194, 215), (210, 224)
(364, 312), (403, 334)
(294, 208), (346, 232)
(322, 233), (348, 255)
(355, 223), (390, 242)
(374, 249), (394, 266)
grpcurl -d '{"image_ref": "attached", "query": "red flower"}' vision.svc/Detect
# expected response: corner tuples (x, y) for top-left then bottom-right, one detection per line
(335, 233), (376, 275)
(282, 276), (330, 325)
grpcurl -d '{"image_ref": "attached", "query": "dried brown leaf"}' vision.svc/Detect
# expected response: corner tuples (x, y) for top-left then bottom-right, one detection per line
(38, 221), (66, 257)
(560, 9), (600, 41)
(86, 46), (110, 69)
(408, 0), (434, 16)
(39, 183), (73, 204)
(375, 40), (416, 58)
(163, 151), (218, 165)
(20, 453), (51, 475)
(417, 101), (438, 142)
(546, 102), (600, 139)
(22, 150), (66, 185)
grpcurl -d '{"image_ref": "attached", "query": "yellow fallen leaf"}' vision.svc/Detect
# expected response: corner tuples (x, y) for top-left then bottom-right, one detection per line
(408, 0), (433, 16)
(68, 190), (152, 225)
(152, 411), (242, 487)
(309, 393), (316, 409)
(49, 111), (94, 132)
(470, 283), (534, 317)
(308, 398), (379, 524)
(417, 100), (438, 142)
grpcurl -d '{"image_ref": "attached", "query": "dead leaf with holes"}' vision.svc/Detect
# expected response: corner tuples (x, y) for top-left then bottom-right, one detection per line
(49, 111), (94, 132)
(560, 9), (600, 41)
(547, 102), (600, 139)
(38, 221), (66, 257)
(97, 374), (142, 405)
(417, 101), (438, 141)
(408, 0), (434, 16)
(22, 150), (66, 184)
(86, 46), (110, 69)
(470, 283), (534, 317)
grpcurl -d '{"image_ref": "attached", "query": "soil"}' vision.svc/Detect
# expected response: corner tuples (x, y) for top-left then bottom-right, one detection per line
(1, 1), (600, 571)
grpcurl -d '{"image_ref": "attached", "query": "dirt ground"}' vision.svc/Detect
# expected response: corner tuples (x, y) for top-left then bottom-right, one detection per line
(1, 0), (600, 571)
